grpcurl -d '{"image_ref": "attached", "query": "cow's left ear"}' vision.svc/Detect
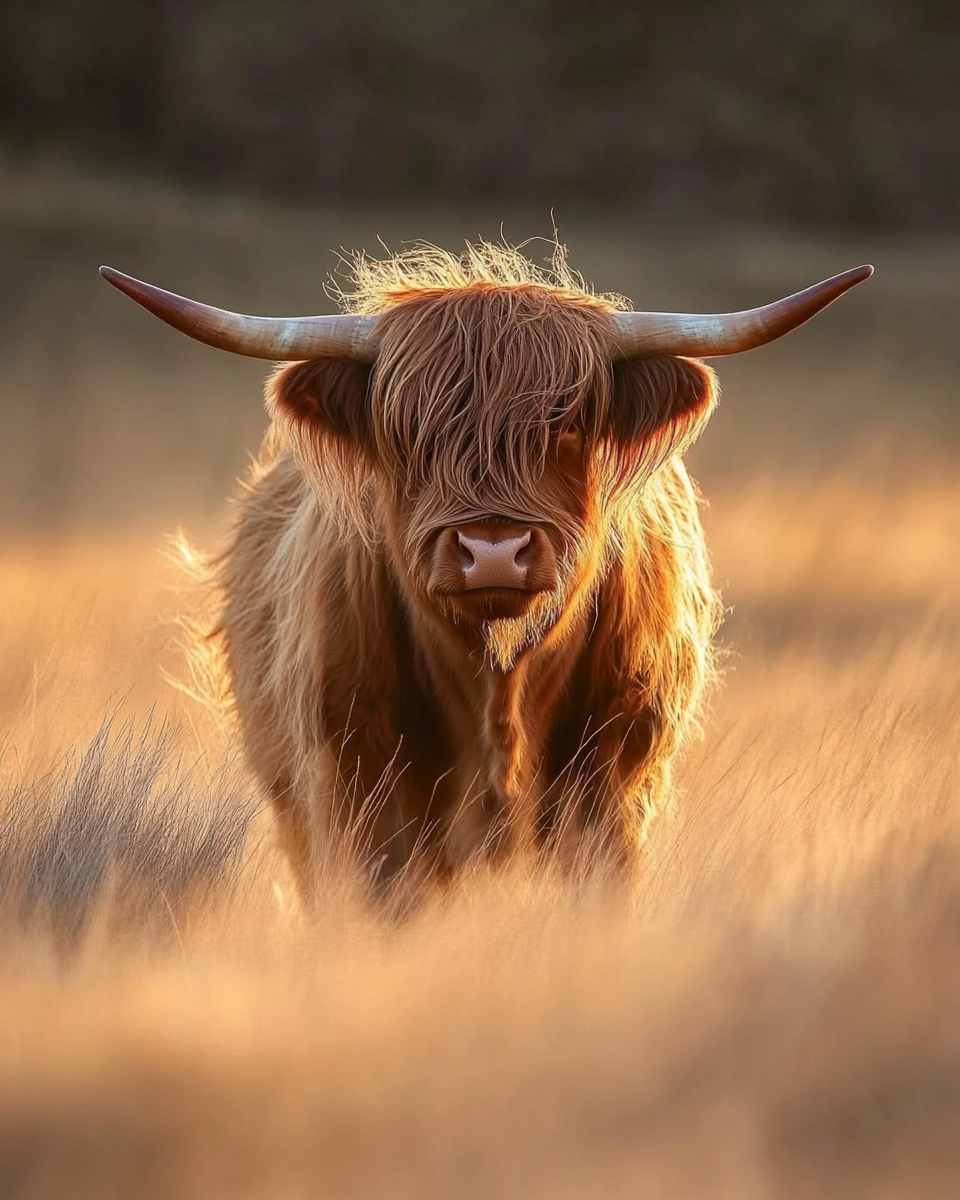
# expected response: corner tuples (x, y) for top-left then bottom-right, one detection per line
(609, 355), (718, 467)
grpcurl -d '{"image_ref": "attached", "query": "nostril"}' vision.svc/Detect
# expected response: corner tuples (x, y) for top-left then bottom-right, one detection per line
(455, 532), (476, 569)
(513, 531), (533, 567)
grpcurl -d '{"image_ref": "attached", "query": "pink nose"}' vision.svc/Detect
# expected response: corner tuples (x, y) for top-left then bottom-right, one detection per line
(457, 530), (531, 590)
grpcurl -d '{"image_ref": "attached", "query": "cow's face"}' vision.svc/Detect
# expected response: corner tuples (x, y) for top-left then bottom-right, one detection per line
(270, 287), (717, 668)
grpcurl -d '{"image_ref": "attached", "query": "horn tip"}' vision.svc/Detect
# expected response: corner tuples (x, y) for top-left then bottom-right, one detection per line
(100, 265), (154, 305)
(99, 265), (129, 288)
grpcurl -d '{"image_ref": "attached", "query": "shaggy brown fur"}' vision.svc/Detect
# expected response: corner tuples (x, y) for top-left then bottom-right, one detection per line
(214, 243), (722, 891)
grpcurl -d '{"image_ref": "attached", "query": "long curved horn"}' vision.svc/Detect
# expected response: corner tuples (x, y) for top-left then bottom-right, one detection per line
(611, 265), (873, 360)
(99, 266), (380, 362)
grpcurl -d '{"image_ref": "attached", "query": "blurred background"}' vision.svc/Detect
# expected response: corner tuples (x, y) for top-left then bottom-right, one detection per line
(0, 0), (958, 532)
(4, 0), (959, 224)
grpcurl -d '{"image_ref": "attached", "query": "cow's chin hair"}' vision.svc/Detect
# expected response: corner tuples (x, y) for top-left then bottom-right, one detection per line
(440, 590), (564, 673)
(483, 613), (543, 673)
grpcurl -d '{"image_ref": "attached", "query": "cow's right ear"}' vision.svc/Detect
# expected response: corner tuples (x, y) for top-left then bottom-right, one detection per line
(267, 357), (374, 454)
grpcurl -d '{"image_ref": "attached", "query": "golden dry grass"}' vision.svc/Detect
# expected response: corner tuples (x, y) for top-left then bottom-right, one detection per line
(1, 465), (959, 1199)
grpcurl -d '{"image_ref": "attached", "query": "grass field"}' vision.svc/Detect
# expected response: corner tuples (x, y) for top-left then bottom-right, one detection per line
(1, 164), (959, 1198)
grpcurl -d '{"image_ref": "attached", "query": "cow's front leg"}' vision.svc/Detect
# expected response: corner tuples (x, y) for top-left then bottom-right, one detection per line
(277, 714), (438, 900)
(561, 703), (661, 873)
(440, 770), (546, 872)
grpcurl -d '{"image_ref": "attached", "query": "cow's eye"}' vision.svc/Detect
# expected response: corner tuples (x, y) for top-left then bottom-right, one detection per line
(556, 422), (585, 474)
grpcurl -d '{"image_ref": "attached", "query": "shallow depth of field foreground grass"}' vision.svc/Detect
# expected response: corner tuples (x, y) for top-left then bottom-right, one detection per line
(0, 465), (957, 1200)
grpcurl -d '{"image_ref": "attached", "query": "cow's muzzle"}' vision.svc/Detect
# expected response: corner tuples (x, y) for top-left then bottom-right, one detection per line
(429, 522), (557, 617)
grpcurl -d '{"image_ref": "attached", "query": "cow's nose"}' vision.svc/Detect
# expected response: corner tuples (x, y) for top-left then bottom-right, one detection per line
(456, 530), (531, 590)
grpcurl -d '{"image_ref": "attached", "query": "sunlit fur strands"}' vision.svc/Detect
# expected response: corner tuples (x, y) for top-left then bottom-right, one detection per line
(213, 242), (722, 891)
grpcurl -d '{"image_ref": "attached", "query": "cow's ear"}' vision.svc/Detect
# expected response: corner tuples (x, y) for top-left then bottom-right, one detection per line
(267, 357), (374, 453)
(609, 355), (718, 468)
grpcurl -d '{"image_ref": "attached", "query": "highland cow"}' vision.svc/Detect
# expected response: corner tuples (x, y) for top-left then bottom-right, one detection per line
(100, 244), (872, 891)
